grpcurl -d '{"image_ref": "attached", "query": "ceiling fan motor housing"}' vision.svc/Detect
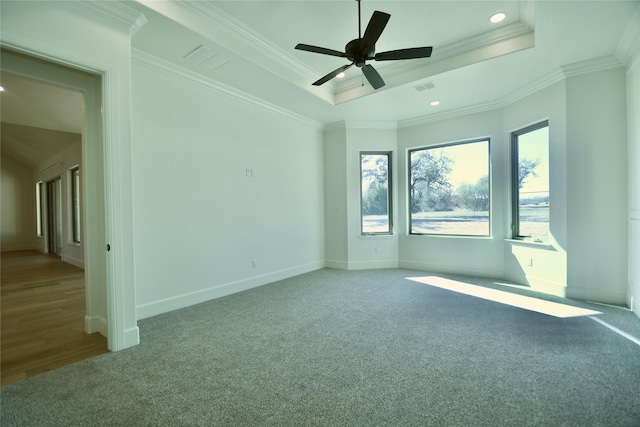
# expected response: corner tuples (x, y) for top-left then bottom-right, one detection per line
(346, 39), (374, 67)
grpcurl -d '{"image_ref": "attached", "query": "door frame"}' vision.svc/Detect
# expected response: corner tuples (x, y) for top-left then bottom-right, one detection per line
(0, 44), (138, 351)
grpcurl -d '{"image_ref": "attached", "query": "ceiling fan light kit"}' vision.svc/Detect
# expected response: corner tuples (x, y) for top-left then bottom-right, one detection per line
(295, 0), (433, 90)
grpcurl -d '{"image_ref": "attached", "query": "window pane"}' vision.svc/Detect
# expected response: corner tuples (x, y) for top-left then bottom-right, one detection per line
(361, 153), (391, 234)
(513, 124), (549, 242)
(71, 167), (81, 243)
(36, 181), (43, 236)
(409, 140), (490, 236)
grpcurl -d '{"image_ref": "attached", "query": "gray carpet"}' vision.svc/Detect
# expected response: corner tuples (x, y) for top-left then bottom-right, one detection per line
(2, 268), (640, 426)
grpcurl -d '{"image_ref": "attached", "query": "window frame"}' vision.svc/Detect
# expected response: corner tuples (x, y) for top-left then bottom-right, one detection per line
(36, 181), (44, 237)
(360, 151), (393, 235)
(70, 166), (81, 243)
(510, 120), (549, 241)
(408, 138), (491, 237)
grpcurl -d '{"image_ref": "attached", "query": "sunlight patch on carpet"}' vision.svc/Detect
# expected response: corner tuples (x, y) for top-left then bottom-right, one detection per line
(407, 276), (601, 318)
(589, 316), (640, 346)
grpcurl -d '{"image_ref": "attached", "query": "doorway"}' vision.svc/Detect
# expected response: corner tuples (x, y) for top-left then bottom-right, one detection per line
(46, 178), (62, 256)
(1, 48), (110, 378)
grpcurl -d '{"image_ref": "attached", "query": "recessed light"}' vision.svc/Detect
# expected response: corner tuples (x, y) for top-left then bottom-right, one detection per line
(430, 101), (440, 106)
(490, 12), (506, 23)
(336, 72), (345, 79)
(0, 86), (4, 92)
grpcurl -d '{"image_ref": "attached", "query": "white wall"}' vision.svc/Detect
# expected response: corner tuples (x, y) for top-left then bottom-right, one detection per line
(398, 109), (506, 278)
(1, 154), (35, 251)
(131, 57), (325, 319)
(628, 55), (640, 317)
(324, 125), (349, 268)
(324, 122), (398, 270)
(565, 68), (628, 304)
(346, 125), (399, 270)
(502, 81), (568, 295)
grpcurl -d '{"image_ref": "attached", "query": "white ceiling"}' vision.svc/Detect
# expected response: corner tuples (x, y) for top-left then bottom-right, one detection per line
(129, 0), (639, 125)
(1, 0), (638, 167)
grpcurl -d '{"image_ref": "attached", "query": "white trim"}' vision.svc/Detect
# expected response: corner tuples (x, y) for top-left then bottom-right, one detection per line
(399, 100), (503, 128)
(399, 56), (624, 129)
(325, 260), (349, 270)
(616, 4), (640, 66)
(72, 1), (148, 35)
(132, 49), (324, 131)
(176, 1), (319, 81)
(343, 260), (400, 270)
(85, 315), (107, 336)
(63, 254), (84, 269)
(137, 261), (325, 320)
(566, 286), (628, 306)
(398, 260), (502, 279)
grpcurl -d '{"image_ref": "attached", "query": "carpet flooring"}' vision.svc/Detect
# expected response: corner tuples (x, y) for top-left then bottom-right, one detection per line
(2, 268), (640, 426)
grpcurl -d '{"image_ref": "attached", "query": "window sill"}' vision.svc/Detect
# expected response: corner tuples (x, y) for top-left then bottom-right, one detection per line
(405, 234), (493, 240)
(505, 238), (554, 250)
(359, 234), (396, 239)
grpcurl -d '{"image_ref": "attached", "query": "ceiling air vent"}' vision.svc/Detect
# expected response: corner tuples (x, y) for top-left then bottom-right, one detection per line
(184, 45), (229, 71)
(413, 81), (435, 92)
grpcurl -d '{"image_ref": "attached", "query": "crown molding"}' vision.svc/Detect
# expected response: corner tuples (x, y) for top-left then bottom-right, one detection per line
(616, 4), (640, 68)
(335, 21), (535, 104)
(73, 0), (148, 35)
(399, 55), (623, 129)
(132, 49), (323, 130)
(173, 0), (335, 102)
(324, 120), (398, 132)
(398, 101), (503, 128)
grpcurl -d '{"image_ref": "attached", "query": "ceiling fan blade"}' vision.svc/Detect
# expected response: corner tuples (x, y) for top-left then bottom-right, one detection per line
(362, 11), (390, 45)
(374, 47), (433, 61)
(362, 64), (385, 89)
(312, 63), (354, 86)
(295, 43), (347, 58)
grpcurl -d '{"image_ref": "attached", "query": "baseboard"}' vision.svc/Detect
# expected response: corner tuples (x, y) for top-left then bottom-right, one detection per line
(325, 260), (349, 270)
(137, 261), (325, 319)
(85, 315), (107, 337)
(345, 260), (399, 270)
(123, 326), (140, 349)
(398, 260), (501, 278)
(1, 244), (36, 252)
(566, 285), (628, 306)
(63, 254), (84, 269)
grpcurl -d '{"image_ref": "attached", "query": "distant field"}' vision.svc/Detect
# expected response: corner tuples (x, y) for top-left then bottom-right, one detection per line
(363, 206), (549, 240)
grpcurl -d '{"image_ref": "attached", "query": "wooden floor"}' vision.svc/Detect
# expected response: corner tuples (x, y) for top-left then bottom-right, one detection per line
(1, 250), (108, 386)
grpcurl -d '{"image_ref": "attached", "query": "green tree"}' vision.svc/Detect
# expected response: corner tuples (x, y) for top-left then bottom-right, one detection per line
(457, 175), (489, 211)
(518, 158), (540, 189)
(362, 185), (388, 215)
(362, 154), (389, 216)
(410, 149), (453, 213)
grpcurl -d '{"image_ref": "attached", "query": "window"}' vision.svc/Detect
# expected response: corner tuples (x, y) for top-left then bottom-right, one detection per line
(511, 121), (549, 242)
(70, 166), (81, 243)
(36, 181), (43, 236)
(409, 139), (490, 236)
(361, 152), (392, 234)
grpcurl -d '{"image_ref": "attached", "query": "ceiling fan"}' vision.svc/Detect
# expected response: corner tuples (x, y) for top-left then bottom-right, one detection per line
(295, 0), (433, 90)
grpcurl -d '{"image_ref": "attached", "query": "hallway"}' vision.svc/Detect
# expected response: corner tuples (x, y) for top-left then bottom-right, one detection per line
(1, 251), (108, 386)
